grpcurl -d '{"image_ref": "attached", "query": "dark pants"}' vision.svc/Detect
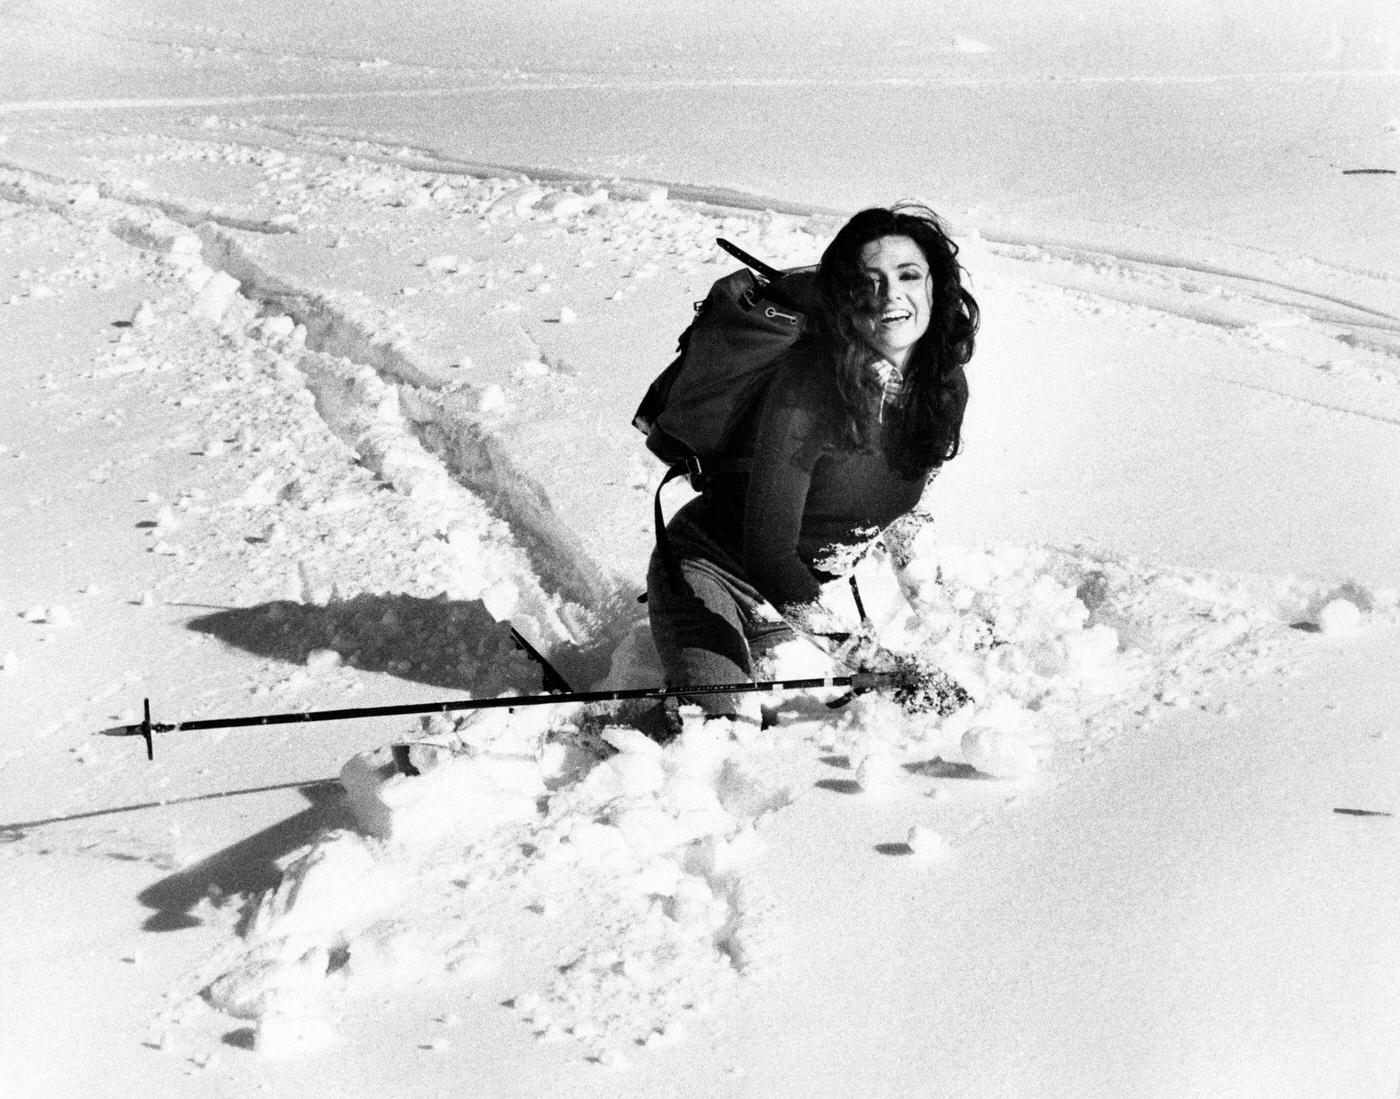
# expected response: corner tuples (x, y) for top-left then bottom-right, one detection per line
(646, 502), (796, 715)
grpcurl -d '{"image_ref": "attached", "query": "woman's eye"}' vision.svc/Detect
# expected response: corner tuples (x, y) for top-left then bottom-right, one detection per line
(900, 271), (926, 282)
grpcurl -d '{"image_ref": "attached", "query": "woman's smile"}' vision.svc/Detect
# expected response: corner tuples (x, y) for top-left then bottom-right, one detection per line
(859, 234), (932, 368)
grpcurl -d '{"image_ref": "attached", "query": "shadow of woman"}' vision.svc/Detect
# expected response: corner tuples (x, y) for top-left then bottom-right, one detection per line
(150, 591), (652, 931)
(185, 592), (542, 694)
(185, 588), (651, 697)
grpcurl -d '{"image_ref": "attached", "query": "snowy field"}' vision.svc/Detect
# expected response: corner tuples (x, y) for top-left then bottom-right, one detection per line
(2, 2), (1400, 1096)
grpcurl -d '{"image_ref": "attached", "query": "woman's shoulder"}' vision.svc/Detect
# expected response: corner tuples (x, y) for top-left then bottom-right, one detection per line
(753, 338), (841, 460)
(767, 337), (836, 409)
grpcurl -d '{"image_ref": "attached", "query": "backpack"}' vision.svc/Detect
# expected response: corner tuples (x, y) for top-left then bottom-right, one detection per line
(633, 239), (820, 483)
(632, 238), (818, 588)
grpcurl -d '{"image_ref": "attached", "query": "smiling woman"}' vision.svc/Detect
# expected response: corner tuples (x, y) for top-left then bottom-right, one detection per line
(645, 203), (979, 725)
(860, 235), (933, 367)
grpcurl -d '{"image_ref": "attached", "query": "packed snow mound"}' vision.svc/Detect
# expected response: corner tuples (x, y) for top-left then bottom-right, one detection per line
(871, 540), (1398, 755)
(198, 705), (778, 1065)
(340, 738), (546, 845)
(187, 537), (1398, 1063)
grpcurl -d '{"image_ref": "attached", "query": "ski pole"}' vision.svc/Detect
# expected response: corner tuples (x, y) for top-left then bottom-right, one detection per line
(101, 672), (896, 761)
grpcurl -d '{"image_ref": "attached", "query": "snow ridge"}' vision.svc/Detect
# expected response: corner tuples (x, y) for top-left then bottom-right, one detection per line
(191, 224), (614, 617)
(1, 161), (612, 638)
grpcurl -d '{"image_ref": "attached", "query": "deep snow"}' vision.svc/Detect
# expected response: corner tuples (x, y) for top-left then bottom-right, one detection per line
(3, 3), (1400, 1097)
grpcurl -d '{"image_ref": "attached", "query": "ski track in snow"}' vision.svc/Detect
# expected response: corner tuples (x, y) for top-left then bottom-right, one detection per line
(11, 119), (1400, 399)
(3, 123), (1400, 1076)
(0, 160), (617, 643)
(109, 121), (1400, 379)
(7, 67), (1400, 117)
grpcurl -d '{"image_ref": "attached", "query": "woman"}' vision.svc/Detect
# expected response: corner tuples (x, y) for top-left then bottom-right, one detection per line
(646, 203), (979, 723)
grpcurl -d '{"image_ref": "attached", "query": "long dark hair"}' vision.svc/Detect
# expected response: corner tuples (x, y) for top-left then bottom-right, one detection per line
(809, 203), (979, 477)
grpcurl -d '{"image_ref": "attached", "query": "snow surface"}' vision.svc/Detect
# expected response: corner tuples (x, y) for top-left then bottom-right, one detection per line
(2, 2), (1400, 1096)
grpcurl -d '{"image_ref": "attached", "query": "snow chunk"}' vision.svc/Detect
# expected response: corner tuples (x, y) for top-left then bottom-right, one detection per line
(167, 233), (203, 269)
(192, 271), (241, 322)
(339, 742), (544, 845)
(254, 314), (296, 342)
(714, 754), (795, 818)
(537, 190), (598, 220)
(610, 182), (669, 205)
(478, 384), (506, 415)
(70, 183), (100, 210)
(247, 830), (390, 940)
(597, 728), (667, 798)
(952, 35), (991, 54)
(962, 726), (1039, 779)
(907, 826), (951, 860)
(667, 874), (728, 933)
(1315, 598), (1362, 637)
(486, 184), (547, 218)
(356, 173), (398, 197)
(854, 746), (901, 794)
(254, 1008), (338, 1058)
(304, 648), (342, 672)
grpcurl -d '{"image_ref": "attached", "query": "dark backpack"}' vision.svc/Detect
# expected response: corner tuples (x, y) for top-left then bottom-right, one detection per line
(632, 239), (818, 588)
(633, 238), (817, 480)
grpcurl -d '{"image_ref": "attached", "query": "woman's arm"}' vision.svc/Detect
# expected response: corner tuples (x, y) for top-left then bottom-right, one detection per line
(879, 472), (940, 570)
(742, 366), (832, 629)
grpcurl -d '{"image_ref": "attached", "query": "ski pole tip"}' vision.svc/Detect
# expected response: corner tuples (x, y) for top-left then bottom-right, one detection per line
(95, 698), (156, 760)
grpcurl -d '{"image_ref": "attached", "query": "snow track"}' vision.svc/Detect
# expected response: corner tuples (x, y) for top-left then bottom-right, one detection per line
(0, 162), (612, 659)
(187, 225), (614, 617)
(986, 233), (1400, 333)
(94, 120), (1400, 406)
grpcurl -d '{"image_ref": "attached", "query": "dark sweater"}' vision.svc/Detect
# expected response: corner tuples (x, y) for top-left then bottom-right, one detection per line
(690, 347), (955, 623)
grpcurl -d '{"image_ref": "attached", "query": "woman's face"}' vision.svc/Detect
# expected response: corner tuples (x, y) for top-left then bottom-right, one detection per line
(857, 234), (932, 368)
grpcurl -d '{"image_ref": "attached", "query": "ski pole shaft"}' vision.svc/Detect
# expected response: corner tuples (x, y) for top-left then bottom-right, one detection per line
(103, 672), (893, 759)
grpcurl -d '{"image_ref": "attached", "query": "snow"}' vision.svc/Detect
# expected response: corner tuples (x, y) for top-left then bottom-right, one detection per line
(2, 2), (1400, 1097)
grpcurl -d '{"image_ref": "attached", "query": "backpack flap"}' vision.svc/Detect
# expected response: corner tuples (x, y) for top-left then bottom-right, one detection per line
(637, 265), (814, 474)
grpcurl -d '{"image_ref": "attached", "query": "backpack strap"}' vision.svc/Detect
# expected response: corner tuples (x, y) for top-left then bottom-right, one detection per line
(642, 463), (875, 639)
(652, 463), (692, 593)
(641, 456), (756, 602)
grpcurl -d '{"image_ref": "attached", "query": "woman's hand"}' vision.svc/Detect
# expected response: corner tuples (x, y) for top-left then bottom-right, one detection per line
(782, 600), (902, 671)
(880, 500), (936, 570)
(825, 623), (899, 674)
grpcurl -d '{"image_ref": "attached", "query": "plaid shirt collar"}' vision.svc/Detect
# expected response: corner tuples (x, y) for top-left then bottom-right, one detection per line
(869, 358), (908, 415)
